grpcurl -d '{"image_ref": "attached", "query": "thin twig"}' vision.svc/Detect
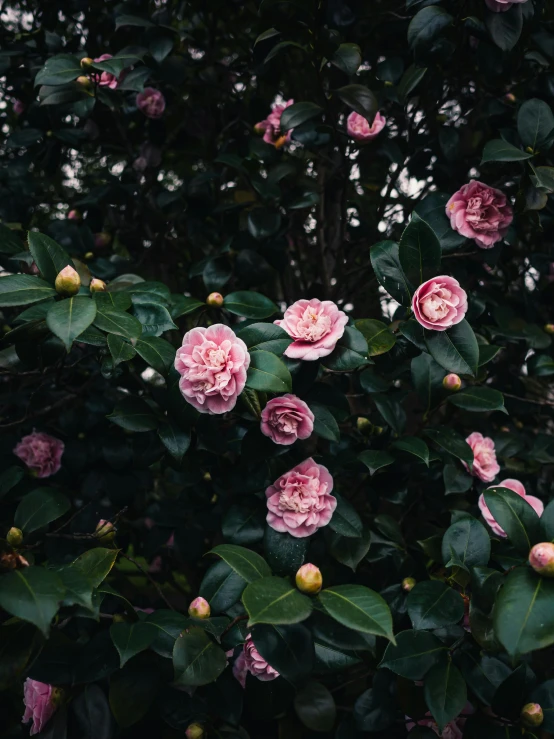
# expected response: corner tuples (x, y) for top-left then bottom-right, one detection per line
(118, 550), (176, 611)
(219, 613), (248, 639)
(503, 392), (554, 408)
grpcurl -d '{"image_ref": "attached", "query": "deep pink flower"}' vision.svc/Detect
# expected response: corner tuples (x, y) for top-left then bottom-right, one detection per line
(136, 88), (166, 119)
(446, 180), (513, 249)
(260, 394), (314, 445)
(174, 324), (250, 415)
(255, 99), (294, 148)
(462, 432), (500, 483)
(22, 679), (59, 736)
(479, 478), (544, 538)
(13, 99), (24, 115)
(275, 298), (348, 361)
(485, 0), (527, 11)
(346, 111), (386, 142)
(265, 458), (336, 538)
(232, 633), (279, 688)
(412, 276), (468, 331)
(93, 54), (125, 89)
(14, 431), (64, 478)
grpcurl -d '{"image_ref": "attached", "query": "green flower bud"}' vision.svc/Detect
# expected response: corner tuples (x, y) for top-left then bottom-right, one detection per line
(6, 527), (23, 547)
(206, 292), (224, 307)
(55, 265), (81, 297)
(521, 702), (543, 728)
(295, 563), (323, 595)
(186, 723), (205, 739)
(188, 597), (211, 619)
(402, 577), (416, 592)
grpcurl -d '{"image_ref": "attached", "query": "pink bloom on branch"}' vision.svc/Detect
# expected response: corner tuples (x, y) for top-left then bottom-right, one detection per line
(478, 478), (544, 538)
(93, 54), (124, 89)
(462, 432), (499, 483)
(255, 99), (294, 149)
(14, 431), (64, 478)
(136, 88), (166, 119)
(446, 180), (513, 249)
(174, 324), (250, 415)
(412, 276), (468, 331)
(275, 298), (348, 361)
(22, 679), (59, 736)
(485, 0), (527, 11)
(346, 111), (386, 142)
(232, 633), (279, 688)
(260, 394), (314, 445)
(265, 457), (336, 538)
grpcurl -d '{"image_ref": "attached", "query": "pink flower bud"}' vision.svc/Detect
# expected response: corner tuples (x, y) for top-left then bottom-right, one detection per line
(521, 703), (543, 728)
(504, 92), (516, 103)
(188, 596), (211, 619)
(7, 527), (23, 547)
(55, 265), (81, 297)
(206, 292), (224, 307)
(94, 232), (111, 249)
(443, 373), (462, 391)
(402, 577), (416, 592)
(90, 278), (107, 293)
(95, 519), (116, 543)
(295, 563), (322, 595)
(186, 724), (205, 739)
(545, 323), (554, 335)
(67, 209), (81, 221)
(529, 542), (554, 577)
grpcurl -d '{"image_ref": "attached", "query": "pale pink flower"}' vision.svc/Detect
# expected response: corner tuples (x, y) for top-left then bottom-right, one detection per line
(260, 394), (314, 445)
(462, 432), (499, 483)
(446, 180), (513, 249)
(479, 478), (544, 538)
(14, 431), (64, 478)
(346, 111), (386, 142)
(275, 298), (348, 361)
(174, 324), (250, 415)
(265, 457), (336, 538)
(255, 99), (294, 148)
(13, 99), (24, 115)
(136, 88), (166, 119)
(22, 679), (59, 736)
(93, 54), (125, 89)
(485, 0), (528, 11)
(412, 276), (468, 331)
(232, 633), (279, 688)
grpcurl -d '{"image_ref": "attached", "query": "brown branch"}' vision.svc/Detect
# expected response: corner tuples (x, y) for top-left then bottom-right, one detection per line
(219, 613), (248, 639)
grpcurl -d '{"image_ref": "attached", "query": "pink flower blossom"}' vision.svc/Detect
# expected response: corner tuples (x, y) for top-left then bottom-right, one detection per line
(446, 180), (513, 249)
(22, 679), (59, 736)
(479, 478), (544, 538)
(14, 431), (64, 478)
(260, 394), (314, 445)
(232, 633), (279, 688)
(255, 99), (294, 148)
(136, 88), (166, 119)
(485, 0), (528, 11)
(462, 432), (500, 483)
(174, 324), (250, 415)
(265, 458), (336, 538)
(412, 276), (468, 331)
(406, 712), (466, 739)
(275, 298), (348, 361)
(346, 111), (386, 142)
(13, 99), (24, 115)
(93, 54), (125, 89)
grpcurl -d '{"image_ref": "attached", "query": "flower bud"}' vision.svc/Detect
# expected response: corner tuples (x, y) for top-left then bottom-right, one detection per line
(94, 232), (112, 249)
(186, 723), (205, 739)
(545, 323), (554, 335)
(188, 597), (211, 619)
(67, 209), (81, 221)
(356, 417), (372, 434)
(80, 57), (94, 69)
(112, 613), (127, 623)
(529, 542), (554, 577)
(76, 75), (91, 89)
(90, 278), (107, 293)
(402, 577), (416, 592)
(95, 519), (116, 543)
(206, 292), (224, 307)
(521, 703), (543, 728)
(6, 527), (23, 547)
(505, 92), (516, 103)
(443, 373), (462, 391)
(295, 563), (323, 595)
(55, 265), (81, 297)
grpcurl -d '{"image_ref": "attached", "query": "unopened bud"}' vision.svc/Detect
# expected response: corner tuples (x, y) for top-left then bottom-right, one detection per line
(206, 292), (224, 307)
(505, 92), (516, 103)
(76, 75), (91, 89)
(112, 613), (127, 623)
(253, 123), (266, 135)
(295, 563), (322, 595)
(186, 723), (205, 739)
(529, 542), (554, 577)
(356, 417), (372, 434)
(55, 265), (81, 297)
(94, 232), (111, 249)
(80, 57), (94, 69)
(525, 146), (534, 154)
(67, 209), (81, 221)
(188, 597), (211, 619)
(443, 373), (462, 391)
(95, 519), (116, 543)
(521, 703), (543, 728)
(6, 527), (23, 547)
(90, 278), (107, 293)
(544, 323), (554, 335)
(402, 577), (416, 592)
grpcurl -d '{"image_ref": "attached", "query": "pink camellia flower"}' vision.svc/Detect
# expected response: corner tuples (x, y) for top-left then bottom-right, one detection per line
(406, 712), (466, 739)
(232, 633), (279, 688)
(255, 99), (294, 149)
(260, 394), (315, 445)
(412, 276), (468, 331)
(14, 431), (64, 478)
(93, 54), (125, 89)
(446, 180), (513, 249)
(485, 0), (527, 11)
(13, 99), (24, 115)
(478, 478), (544, 538)
(462, 432), (499, 483)
(346, 111), (386, 142)
(275, 298), (348, 361)
(22, 679), (59, 736)
(136, 88), (166, 119)
(265, 457), (336, 538)
(174, 324), (250, 415)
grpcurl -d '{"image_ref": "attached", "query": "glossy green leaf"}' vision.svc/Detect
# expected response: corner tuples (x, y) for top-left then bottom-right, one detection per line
(310, 403), (340, 442)
(370, 240), (412, 305)
(145, 610), (189, 658)
(27, 232), (71, 284)
(424, 427), (474, 465)
(331, 43), (361, 75)
(224, 291), (278, 319)
(294, 681), (337, 732)
(319, 585), (394, 641)
(441, 517), (491, 570)
(336, 84), (378, 119)
(236, 322), (291, 354)
(94, 307), (142, 341)
(380, 630), (446, 679)
(424, 660), (467, 732)
(486, 5), (523, 52)
(110, 621), (158, 667)
(425, 319), (479, 377)
(0, 274), (57, 306)
(280, 102), (323, 132)
(35, 54), (81, 85)
(158, 420), (190, 462)
(483, 487), (541, 552)
(135, 336), (175, 375)
(0, 566), (65, 637)
(242, 576), (313, 626)
(251, 623), (314, 686)
(264, 527), (309, 576)
(14, 488), (71, 533)
(107, 397), (158, 432)
(133, 301), (176, 337)
(322, 326), (370, 371)
(391, 437), (429, 466)
(481, 139), (532, 164)
(209, 543), (271, 583)
(46, 297), (97, 350)
(408, 7), (453, 50)
(246, 349), (292, 393)
(69, 548), (119, 589)
(329, 494), (363, 538)
(173, 626), (227, 686)
(358, 450), (394, 475)
(447, 387), (506, 413)
(107, 334), (136, 366)
(407, 581), (465, 629)
(355, 319), (396, 357)
(199, 561), (247, 614)
(327, 528), (371, 572)
(398, 214), (441, 286)
(518, 98), (554, 152)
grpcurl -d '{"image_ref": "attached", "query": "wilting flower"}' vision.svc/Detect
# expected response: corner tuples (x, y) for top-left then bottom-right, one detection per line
(462, 432), (499, 483)
(14, 431), (64, 478)
(233, 633), (279, 688)
(22, 679), (60, 736)
(136, 88), (166, 119)
(275, 298), (348, 360)
(346, 111), (386, 142)
(255, 99), (294, 148)
(260, 394), (314, 445)
(446, 180), (513, 248)
(479, 478), (544, 537)
(412, 276), (468, 331)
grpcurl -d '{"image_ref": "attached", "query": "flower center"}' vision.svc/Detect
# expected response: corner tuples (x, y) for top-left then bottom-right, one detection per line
(296, 308), (332, 342)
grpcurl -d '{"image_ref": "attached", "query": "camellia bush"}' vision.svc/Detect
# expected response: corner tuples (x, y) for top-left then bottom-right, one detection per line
(1, 0), (554, 737)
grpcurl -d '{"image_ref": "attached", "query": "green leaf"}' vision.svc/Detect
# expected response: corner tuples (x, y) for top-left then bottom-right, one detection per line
(264, 527), (309, 576)
(91, 49), (144, 77)
(398, 214), (441, 286)
(425, 319), (479, 377)
(408, 7), (453, 50)
(246, 350), (292, 393)
(541, 500), (554, 541)
(424, 427), (474, 465)
(110, 622), (158, 667)
(410, 353), (444, 410)
(224, 291), (278, 319)
(56, 566), (95, 610)
(199, 561), (247, 614)
(329, 494), (362, 538)
(337, 84), (378, 119)
(27, 232), (71, 284)
(94, 307), (142, 341)
(483, 487), (541, 552)
(424, 660), (467, 732)
(478, 344), (502, 367)
(358, 450), (394, 475)
(236, 322), (291, 354)
(518, 98), (554, 152)
(355, 319), (396, 357)
(251, 623), (314, 686)
(327, 528), (371, 571)
(380, 630), (446, 679)
(318, 585), (394, 641)
(35, 54), (81, 85)
(243, 576), (313, 626)
(14, 488), (70, 533)
(70, 548), (119, 589)
(486, 4), (523, 52)
(529, 353), (554, 377)
(441, 517), (491, 570)
(447, 387), (506, 413)
(372, 394), (406, 435)
(294, 681), (336, 732)
(135, 336), (175, 375)
(46, 297), (97, 351)
(0, 223), (23, 255)
(158, 420), (191, 462)
(310, 403), (340, 442)
(443, 464), (473, 495)
(173, 626), (228, 686)
(494, 567), (554, 657)
(107, 334), (136, 366)
(0, 274), (57, 306)
(397, 64), (427, 101)
(407, 581), (465, 630)
(209, 543), (271, 583)
(330, 43), (362, 76)
(133, 302), (177, 337)
(280, 102), (323, 132)
(107, 397), (158, 432)
(145, 610), (189, 658)
(481, 139), (532, 164)
(247, 209), (281, 240)
(414, 191), (467, 251)
(0, 466), (24, 499)
(0, 566), (65, 637)
(530, 165), (554, 192)
(322, 326), (369, 372)
(391, 437), (429, 466)
(109, 658), (159, 728)
(370, 240), (412, 305)
(169, 295), (204, 319)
